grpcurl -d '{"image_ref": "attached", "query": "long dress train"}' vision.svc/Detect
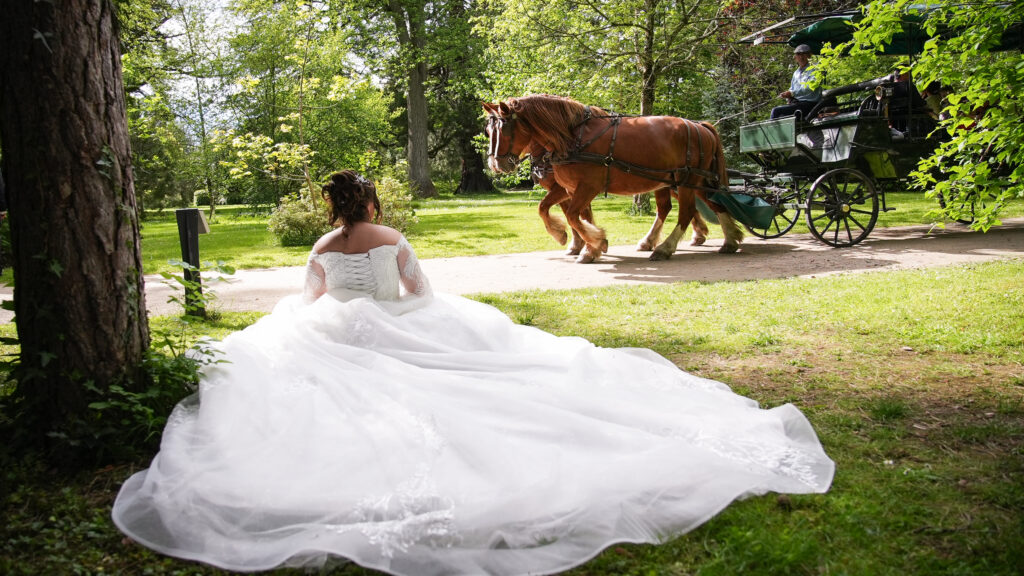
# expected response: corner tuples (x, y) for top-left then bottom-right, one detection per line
(113, 237), (834, 575)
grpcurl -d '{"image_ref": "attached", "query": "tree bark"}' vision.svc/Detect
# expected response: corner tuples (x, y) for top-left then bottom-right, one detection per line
(406, 55), (437, 197)
(388, 0), (437, 198)
(455, 154), (494, 194)
(0, 0), (149, 456)
(639, 2), (658, 116)
(455, 101), (494, 194)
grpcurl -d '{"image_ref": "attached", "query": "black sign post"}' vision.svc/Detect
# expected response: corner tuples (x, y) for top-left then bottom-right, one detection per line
(175, 208), (210, 317)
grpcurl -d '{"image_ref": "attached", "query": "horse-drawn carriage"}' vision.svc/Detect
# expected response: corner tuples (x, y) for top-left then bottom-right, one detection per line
(723, 71), (941, 247)
(484, 9), (1016, 260)
(715, 9), (960, 247)
(482, 77), (940, 260)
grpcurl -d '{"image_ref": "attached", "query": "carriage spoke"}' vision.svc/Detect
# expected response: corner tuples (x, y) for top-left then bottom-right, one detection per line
(846, 212), (868, 232)
(807, 169), (879, 247)
(822, 214), (838, 236)
(746, 187), (803, 239)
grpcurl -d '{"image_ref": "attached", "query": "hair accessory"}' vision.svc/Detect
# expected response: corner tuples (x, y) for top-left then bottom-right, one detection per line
(355, 175), (370, 187)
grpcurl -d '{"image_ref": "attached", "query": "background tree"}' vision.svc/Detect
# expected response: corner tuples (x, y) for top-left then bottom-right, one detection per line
(0, 0), (149, 463)
(339, 0), (439, 197)
(165, 0), (233, 217)
(481, 0), (723, 115)
(340, 0), (505, 198)
(428, 0), (494, 194)
(118, 0), (197, 213)
(224, 0), (393, 204)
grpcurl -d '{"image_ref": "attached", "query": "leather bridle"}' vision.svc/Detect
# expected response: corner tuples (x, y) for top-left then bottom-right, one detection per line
(486, 113), (522, 168)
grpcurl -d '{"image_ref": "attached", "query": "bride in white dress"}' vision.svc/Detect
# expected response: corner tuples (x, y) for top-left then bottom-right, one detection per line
(113, 170), (834, 575)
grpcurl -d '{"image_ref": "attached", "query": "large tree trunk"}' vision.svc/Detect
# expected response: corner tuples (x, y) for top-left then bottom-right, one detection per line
(0, 0), (149, 457)
(389, 0), (437, 198)
(455, 101), (494, 194)
(455, 153), (494, 194)
(406, 57), (437, 197)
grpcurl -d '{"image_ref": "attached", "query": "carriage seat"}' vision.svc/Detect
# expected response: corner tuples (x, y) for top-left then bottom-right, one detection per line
(807, 96), (839, 120)
(886, 91), (936, 138)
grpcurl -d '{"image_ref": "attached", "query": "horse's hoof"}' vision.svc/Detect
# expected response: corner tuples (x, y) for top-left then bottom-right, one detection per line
(718, 243), (739, 254)
(690, 237), (706, 246)
(649, 250), (671, 261)
(576, 253), (596, 264)
(553, 230), (568, 246)
(636, 241), (652, 252)
(600, 239), (609, 252)
(566, 246), (582, 256)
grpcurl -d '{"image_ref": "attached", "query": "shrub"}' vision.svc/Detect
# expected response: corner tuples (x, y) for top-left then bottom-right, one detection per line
(267, 194), (331, 247)
(193, 190), (226, 206)
(376, 174), (417, 235)
(267, 171), (417, 246)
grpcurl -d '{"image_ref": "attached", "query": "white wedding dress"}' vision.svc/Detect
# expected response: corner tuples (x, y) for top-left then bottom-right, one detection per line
(113, 237), (834, 575)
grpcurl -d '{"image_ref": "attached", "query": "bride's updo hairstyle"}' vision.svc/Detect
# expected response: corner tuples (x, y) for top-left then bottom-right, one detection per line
(321, 170), (382, 229)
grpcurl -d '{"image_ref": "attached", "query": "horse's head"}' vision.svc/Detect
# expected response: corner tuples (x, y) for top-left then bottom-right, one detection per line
(482, 101), (531, 173)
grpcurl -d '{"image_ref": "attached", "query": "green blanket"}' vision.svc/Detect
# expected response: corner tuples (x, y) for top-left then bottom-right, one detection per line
(695, 192), (776, 230)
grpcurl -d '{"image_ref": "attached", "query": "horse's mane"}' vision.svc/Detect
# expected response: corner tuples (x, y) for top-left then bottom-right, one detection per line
(505, 94), (609, 157)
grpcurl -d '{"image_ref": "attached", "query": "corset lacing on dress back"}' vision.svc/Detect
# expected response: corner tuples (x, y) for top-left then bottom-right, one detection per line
(320, 252), (377, 294)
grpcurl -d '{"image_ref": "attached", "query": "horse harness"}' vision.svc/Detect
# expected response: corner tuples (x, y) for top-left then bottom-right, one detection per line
(486, 113), (520, 169)
(549, 107), (726, 196)
(490, 108), (725, 197)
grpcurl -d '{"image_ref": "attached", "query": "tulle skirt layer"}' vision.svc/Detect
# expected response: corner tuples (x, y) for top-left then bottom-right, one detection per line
(113, 293), (834, 575)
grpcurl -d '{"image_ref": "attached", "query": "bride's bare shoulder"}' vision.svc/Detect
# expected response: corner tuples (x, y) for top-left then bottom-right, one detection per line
(369, 224), (402, 246)
(312, 228), (346, 254)
(313, 224), (402, 254)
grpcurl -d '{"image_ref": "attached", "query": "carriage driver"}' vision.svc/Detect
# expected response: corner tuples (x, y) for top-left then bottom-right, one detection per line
(770, 44), (822, 120)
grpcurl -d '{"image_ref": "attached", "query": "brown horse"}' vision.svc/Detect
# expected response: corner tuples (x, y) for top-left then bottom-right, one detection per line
(528, 140), (710, 255)
(483, 95), (740, 263)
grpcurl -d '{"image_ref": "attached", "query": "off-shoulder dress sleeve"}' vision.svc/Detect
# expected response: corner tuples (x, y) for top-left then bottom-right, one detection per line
(302, 250), (327, 303)
(396, 236), (431, 298)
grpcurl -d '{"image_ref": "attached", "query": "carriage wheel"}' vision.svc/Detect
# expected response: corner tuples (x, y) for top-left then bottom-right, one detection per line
(805, 168), (879, 247)
(744, 180), (806, 239)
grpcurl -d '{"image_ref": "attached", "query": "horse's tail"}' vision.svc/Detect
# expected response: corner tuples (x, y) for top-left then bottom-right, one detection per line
(699, 121), (729, 190)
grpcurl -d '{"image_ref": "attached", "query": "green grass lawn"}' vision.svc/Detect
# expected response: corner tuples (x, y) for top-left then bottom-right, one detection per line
(133, 188), (1024, 276)
(2, 259), (1022, 575)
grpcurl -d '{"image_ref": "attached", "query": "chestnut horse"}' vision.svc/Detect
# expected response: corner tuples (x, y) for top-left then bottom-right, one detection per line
(528, 140), (710, 255)
(483, 95), (740, 263)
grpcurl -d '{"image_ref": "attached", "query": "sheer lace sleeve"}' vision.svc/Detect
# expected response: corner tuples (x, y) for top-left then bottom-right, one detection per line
(303, 250), (326, 304)
(396, 236), (431, 298)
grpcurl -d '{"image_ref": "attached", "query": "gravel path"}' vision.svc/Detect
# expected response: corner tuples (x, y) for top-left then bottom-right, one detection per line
(2, 218), (1023, 322)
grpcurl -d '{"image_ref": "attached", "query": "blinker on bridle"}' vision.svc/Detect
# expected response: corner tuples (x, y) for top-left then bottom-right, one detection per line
(488, 113), (522, 168)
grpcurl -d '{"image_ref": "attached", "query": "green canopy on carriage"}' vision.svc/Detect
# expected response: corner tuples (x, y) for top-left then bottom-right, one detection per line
(739, 3), (1022, 55)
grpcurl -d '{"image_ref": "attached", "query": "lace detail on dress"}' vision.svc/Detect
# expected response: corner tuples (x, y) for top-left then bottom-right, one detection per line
(649, 428), (821, 489)
(330, 410), (455, 558)
(396, 237), (431, 298)
(339, 470), (458, 558)
(302, 251), (326, 303)
(694, 432), (822, 488)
